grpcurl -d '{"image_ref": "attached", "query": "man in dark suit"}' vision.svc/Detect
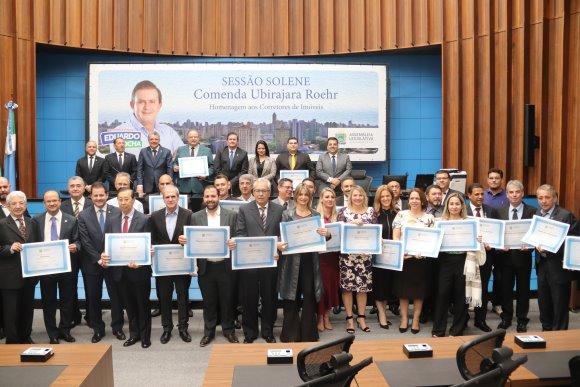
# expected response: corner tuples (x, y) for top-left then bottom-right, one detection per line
(136, 131), (173, 197)
(466, 183), (499, 332)
(235, 177), (285, 343)
(0, 191), (38, 344)
(435, 170), (462, 206)
(315, 137), (352, 193)
(33, 190), (80, 344)
(185, 185), (239, 347)
(271, 178), (295, 211)
(75, 140), (105, 193)
(496, 180), (536, 332)
(386, 180), (409, 211)
(534, 184), (578, 331)
(102, 188), (152, 348)
(61, 176), (93, 326)
(77, 182), (126, 343)
(150, 185), (192, 344)
(0, 176), (10, 219)
(275, 136), (314, 181)
(335, 177), (355, 207)
(104, 137), (138, 190)
(213, 132), (249, 196)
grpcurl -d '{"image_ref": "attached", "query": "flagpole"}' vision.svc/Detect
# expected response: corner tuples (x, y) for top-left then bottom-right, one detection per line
(4, 100), (18, 189)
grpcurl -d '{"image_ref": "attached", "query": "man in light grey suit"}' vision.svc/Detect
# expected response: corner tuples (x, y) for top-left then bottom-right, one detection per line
(174, 129), (214, 197)
(136, 131), (173, 197)
(315, 137), (352, 194)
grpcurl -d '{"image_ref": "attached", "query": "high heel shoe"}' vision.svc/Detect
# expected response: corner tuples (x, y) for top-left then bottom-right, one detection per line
(345, 315), (355, 334)
(380, 322), (390, 329)
(357, 315), (371, 332)
(399, 319), (409, 333)
(411, 324), (421, 334)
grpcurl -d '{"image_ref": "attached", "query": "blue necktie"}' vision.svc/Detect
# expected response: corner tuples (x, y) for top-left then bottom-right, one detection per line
(229, 150), (234, 169)
(50, 217), (59, 241)
(98, 209), (105, 233)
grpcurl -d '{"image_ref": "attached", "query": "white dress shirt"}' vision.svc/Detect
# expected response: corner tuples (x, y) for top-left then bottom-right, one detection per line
(206, 207), (223, 262)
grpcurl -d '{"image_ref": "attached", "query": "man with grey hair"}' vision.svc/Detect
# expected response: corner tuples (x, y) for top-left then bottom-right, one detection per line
(174, 129), (214, 197)
(136, 131), (173, 197)
(107, 172), (144, 213)
(534, 184), (578, 331)
(75, 140), (105, 193)
(237, 174), (255, 202)
(0, 190), (38, 343)
(496, 180), (536, 332)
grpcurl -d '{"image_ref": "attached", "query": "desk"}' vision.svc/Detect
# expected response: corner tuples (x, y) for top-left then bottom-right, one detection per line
(0, 344), (113, 386)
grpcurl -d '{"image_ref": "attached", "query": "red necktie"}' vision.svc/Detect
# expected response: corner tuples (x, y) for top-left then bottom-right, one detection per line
(122, 215), (129, 233)
(475, 207), (481, 217)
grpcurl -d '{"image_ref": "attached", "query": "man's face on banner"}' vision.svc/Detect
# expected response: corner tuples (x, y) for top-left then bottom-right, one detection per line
(130, 87), (161, 126)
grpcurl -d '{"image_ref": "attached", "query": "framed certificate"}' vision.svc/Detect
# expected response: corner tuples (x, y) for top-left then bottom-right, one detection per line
(280, 216), (326, 255)
(231, 236), (278, 270)
(436, 219), (479, 252)
(563, 236), (580, 271)
(477, 218), (505, 249)
(402, 226), (443, 258)
(152, 245), (196, 277)
(374, 240), (404, 271)
(503, 220), (533, 250)
(104, 233), (151, 266)
(184, 226), (230, 259)
(220, 200), (244, 213)
(324, 222), (342, 252)
(522, 215), (570, 253)
(279, 169), (309, 189)
(340, 224), (383, 255)
(21, 240), (72, 278)
(148, 194), (188, 213)
(178, 156), (209, 178)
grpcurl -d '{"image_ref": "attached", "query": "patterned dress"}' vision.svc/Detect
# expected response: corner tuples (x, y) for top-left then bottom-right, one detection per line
(337, 207), (377, 293)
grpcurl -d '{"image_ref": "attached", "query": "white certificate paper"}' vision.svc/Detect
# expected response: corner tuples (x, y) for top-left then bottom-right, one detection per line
(324, 222), (342, 252)
(231, 236), (278, 270)
(184, 226), (230, 259)
(374, 240), (404, 271)
(563, 236), (580, 271)
(152, 245), (196, 277)
(402, 226), (443, 258)
(280, 216), (326, 255)
(178, 156), (209, 178)
(340, 224), (383, 255)
(20, 240), (72, 277)
(436, 219), (479, 252)
(148, 194), (189, 213)
(503, 220), (533, 250)
(477, 218), (505, 249)
(279, 169), (309, 189)
(522, 215), (570, 254)
(104, 233), (152, 266)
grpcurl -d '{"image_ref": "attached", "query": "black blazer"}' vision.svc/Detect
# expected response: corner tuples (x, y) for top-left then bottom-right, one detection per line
(61, 198), (93, 216)
(496, 203), (536, 267)
(235, 201), (284, 238)
(466, 203), (499, 219)
(150, 206), (192, 245)
(275, 151), (314, 180)
(136, 146), (173, 194)
(104, 152), (138, 188)
(77, 205), (121, 275)
(76, 155), (106, 186)
(213, 147), (249, 187)
(535, 205), (578, 262)
(0, 216), (38, 289)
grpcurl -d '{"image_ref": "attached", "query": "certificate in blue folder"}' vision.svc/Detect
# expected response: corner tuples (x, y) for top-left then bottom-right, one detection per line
(152, 245), (196, 276)
(280, 216), (326, 254)
(231, 236), (277, 270)
(104, 233), (151, 266)
(563, 236), (580, 271)
(21, 240), (71, 278)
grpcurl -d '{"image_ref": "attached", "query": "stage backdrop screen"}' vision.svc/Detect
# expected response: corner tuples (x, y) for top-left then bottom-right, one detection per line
(88, 63), (388, 161)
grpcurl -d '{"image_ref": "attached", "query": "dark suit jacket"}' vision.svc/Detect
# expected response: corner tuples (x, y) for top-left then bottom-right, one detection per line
(105, 210), (151, 282)
(235, 201), (284, 239)
(442, 188), (463, 206)
(76, 155), (106, 186)
(190, 207), (237, 275)
(104, 152), (138, 189)
(150, 206), (192, 246)
(136, 146), (173, 193)
(61, 198), (93, 216)
(213, 147), (249, 188)
(534, 206), (578, 276)
(275, 151), (314, 180)
(77, 205), (121, 275)
(496, 203), (536, 267)
(466, 203), (499, 219)
(0, 216), (38, 289)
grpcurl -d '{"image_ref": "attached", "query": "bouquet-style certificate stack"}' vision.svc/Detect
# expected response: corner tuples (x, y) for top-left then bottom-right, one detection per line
(20, 240), (72, 277)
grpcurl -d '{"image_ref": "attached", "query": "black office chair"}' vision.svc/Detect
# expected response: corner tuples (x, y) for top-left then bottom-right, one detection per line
(415, 173), (435, 191)
(382, 173), (408, 189)
(452, 347), (528, 387)
(350, 170), (373, 194)
(569, 355), (580, 386)
(456, 329), (506, 379)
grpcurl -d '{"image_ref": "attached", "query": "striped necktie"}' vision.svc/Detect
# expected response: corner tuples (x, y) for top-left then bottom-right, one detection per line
(259, 207), (267, 229)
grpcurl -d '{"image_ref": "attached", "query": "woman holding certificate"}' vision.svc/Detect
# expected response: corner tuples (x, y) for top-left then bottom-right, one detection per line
(337, 186), (377, 334)
(373, 185), (398, 329)
(392, 188), (435, 334)
(315, 187), (341, 332)
(277, 183), (326, 342)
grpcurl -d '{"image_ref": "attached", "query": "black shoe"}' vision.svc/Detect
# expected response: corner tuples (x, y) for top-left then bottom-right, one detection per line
(262, 335), (276, 343)
(141, 340), (151, 348)
(369, 306), (378, 315)
(49, 337), (60, 344)
(113, 330), (126, 341)
(225, 333), (239, 343)
(0, 328), (5, 340)
(188, 309), (193, 318)
(516, 323), (527, 333)
(474, 321), (492, 332)
(389, 304), (400, 316)
(160, 331), (171, 344)
(179, 330), (192, 343)
(91, 332), (104, 343)
(200, 336), (213, 347)
(151, 309), (161, 317)
(332, 306), (342, 315)
(123, 337), (140, 347)
(497, 320), (511, 330)
(59, 333), (76, 343)
(22, 337), (35, 344)
(243, 337), (254, 344)
(419, 313), (429, 324)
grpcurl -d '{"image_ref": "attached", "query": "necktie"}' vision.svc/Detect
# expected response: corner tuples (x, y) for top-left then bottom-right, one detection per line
(475, 207), (482, 217)
(542, 211), (550, 218)
(17, 218), (27, 238)
(73, 201), (80, 218)
(89, 156), (94, 172)
(122, 215), (129, 233)
(283, 201), (288, 210)
(191, 147), (195, 157)
(290, 154), (296, 170)
(331, 155), (336, 174)
(430, 207), (436, 215)
(229, 150), (235, 169)
(98, 209), (105, 233)
(512, 208), (518, 220)
(259, 207), (267, 229)
(118, 153), (123, 166)
(50, 216), (59, 241)
(152, 148), (157, 158)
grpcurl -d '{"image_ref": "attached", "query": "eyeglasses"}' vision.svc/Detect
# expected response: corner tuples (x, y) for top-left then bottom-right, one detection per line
(253, 189), (270, 194)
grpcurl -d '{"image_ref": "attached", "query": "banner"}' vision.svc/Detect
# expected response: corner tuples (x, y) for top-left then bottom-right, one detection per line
(88, 63), (388, 161)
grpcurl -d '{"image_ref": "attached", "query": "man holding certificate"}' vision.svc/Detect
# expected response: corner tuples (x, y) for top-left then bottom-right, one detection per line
(174, 129), (214, 197)
(33, 191), (80, 344)
(534, 184), (578, 331)
(101, 188), (152, 348)
(150, 185), (193, 344)
(186, 185), (239, 347)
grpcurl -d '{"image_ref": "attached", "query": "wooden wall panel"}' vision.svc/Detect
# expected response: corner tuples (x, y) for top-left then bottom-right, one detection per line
(289, 0), (304, 55)
(216, 0), (231, 56)
(381, 0), (397, 48)
(258, 0), (274, 56)
(0, 0), (15, 37)
(273, 0), (289, 55)
(49, 0), (66, 45)
(365, 0), (381, 50)
(142, 0), (159, 53)
(231, 0), (245, 56)
(201, 0), (217, 55)
(186, 0), (202, 55)
(81, 0), (98, 48)
(0, 35), (15, 161)
(333, 0), (349, 52)
(318, 0), (334, 53)
(413, 0), (429, 46)
(245, 0), (260, 56)
(158, 0), (174, 54)
(304, 0), (320, 54)
(172, 0), (188, 54)
(14, 0), (33, 41)
(113, 0), (128, 51)
(65, 0), (82, 47)
(33, 0), (49, 43)
(349, 0), (365, 52)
